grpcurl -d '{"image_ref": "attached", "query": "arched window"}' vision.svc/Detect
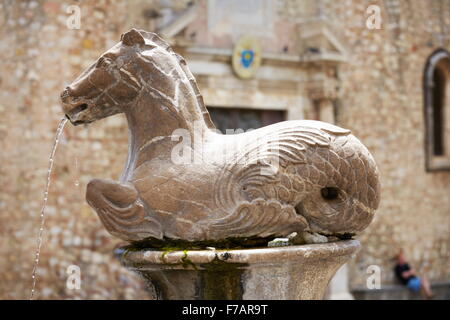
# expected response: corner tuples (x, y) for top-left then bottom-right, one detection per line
(424, 49), (450, 171)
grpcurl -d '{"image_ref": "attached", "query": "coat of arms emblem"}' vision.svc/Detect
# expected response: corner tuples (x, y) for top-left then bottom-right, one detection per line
(232, 36), (261, 79)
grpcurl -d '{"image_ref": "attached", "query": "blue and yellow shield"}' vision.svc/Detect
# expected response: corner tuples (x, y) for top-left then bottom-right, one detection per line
(232, 36), (261, 79)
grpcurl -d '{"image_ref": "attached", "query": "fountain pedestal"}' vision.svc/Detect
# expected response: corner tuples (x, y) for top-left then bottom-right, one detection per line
(115, 240), (360, 300)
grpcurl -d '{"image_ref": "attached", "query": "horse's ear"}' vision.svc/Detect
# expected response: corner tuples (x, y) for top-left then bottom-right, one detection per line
(121, 29), (145, 46)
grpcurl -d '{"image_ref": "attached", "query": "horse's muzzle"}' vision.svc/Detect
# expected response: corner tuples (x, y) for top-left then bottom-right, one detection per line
(60, 87), (92, 125)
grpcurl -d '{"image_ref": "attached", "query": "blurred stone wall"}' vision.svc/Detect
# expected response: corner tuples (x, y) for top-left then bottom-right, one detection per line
(324, 0), (450, 288)
(0, 0), (449, 299)
(0, 0), (149, 300)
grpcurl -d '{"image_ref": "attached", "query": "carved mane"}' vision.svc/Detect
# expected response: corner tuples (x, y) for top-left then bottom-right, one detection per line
(137, 30), (216, 129)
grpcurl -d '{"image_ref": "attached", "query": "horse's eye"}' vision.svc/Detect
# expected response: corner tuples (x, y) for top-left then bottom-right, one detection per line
(321, 187), (340, 200)
(96, 57), (111, 68)
(96, 57), (105, 68)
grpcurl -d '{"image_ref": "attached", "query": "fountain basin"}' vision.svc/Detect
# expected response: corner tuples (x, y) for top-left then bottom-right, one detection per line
(114, 239), (360, 300)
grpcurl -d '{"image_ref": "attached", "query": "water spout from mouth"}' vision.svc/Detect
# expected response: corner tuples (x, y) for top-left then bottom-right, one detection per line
(29, 117), (67, 300)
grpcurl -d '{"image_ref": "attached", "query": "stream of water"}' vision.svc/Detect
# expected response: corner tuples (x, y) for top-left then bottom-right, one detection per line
(74, 157), (79, 187)
(29, 117), (68, 300)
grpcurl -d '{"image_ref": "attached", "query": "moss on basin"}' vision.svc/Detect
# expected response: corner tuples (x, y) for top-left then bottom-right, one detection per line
(129, 235), (276, 251)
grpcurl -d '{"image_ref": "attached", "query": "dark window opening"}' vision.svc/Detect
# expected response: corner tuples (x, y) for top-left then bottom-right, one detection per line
(207, 107), (285, 133)
(424, 48), (450, 171)
(432, 67), (445, 156)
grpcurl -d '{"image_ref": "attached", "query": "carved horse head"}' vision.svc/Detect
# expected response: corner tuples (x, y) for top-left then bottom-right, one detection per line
(61, 28), (214, 129)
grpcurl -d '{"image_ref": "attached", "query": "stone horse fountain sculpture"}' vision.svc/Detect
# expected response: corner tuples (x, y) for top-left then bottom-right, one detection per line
(61, 29), (380, 300)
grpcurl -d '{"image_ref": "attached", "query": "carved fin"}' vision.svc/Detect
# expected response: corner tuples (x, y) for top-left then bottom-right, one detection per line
(206, 199), (308, 239)
(86, 179), (162, 242)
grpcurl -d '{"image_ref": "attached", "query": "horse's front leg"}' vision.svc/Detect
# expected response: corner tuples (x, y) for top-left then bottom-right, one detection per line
(86, 178), (162, 242)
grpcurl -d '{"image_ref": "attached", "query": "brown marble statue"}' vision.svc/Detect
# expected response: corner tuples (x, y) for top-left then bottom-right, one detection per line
(61, 29), (380, 244)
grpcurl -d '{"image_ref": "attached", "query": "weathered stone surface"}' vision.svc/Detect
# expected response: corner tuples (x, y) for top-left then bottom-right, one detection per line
(61, 29), (380, 244)
(116, 240), (360, 300)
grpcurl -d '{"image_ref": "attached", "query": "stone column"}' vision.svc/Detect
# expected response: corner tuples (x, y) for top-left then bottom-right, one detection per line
(326, 263), (355, 300)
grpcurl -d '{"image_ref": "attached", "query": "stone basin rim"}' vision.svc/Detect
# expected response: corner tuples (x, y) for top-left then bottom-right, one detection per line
(115, 239), (360, 267)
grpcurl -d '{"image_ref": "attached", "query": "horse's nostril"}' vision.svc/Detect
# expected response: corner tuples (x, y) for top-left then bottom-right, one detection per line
(60, 91), (69, 102)
(61, 87), (72, 97)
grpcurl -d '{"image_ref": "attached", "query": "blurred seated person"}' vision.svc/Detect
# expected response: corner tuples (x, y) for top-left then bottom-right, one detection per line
(394, 249), (434, 299)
